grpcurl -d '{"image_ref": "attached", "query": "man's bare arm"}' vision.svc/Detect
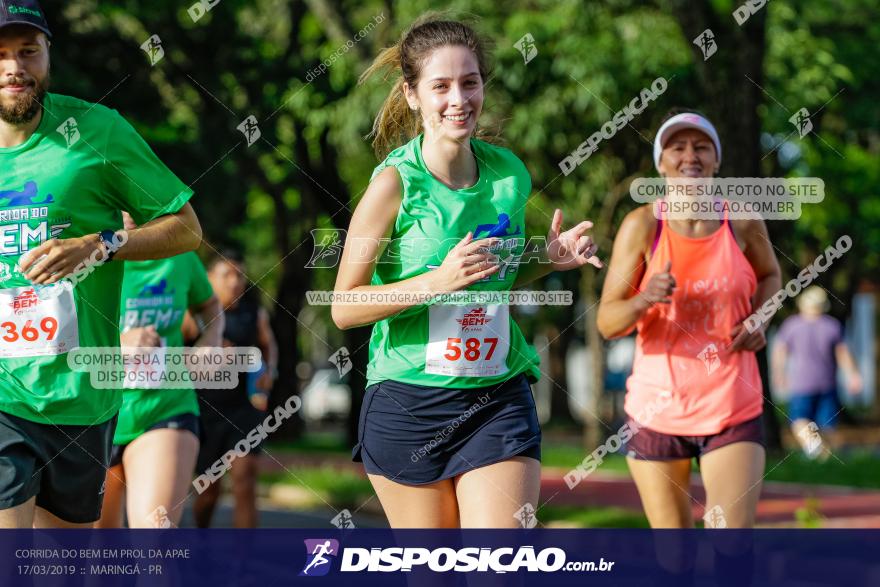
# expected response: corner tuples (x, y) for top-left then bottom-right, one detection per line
(19, 203), (202, 284)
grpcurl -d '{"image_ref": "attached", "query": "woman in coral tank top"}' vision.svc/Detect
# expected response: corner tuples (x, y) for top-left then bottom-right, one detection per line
(597, 109), (781, 530)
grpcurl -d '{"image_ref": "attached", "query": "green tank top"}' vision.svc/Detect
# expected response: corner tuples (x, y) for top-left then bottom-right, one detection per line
(113, 253), (213, 445)
(366, 134), (541, 388)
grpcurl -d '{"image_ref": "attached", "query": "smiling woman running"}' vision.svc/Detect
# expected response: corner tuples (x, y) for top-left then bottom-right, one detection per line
(598, 109), (782, 531)
(334, 16), (602, 528)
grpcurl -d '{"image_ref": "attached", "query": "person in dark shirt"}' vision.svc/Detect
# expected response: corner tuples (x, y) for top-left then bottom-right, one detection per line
(189, 251), (278, 527)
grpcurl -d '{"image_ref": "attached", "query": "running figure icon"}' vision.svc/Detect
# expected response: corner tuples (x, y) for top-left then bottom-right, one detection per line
(301, 540), (338, 576)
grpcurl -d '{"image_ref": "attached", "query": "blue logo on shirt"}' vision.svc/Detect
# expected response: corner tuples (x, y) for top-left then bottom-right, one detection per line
(473, 213), (521, 238)
(0, 181), (55, 208)
(139, 279), (174, 296)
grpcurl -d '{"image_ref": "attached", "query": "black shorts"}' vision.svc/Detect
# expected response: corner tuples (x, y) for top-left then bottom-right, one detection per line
(625, 415), (765, 461)
(109, 412), (200, 468)
(353, 373), (541, 485)
(0, 410), (117, 524)
(196, 399), (264, 474)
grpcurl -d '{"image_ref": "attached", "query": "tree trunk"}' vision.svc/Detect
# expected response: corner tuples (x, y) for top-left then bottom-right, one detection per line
(578, 170), (649, 449)
(344, 328), (372, 447)
(582, 269), (607, 449)
(266, 187), (308, 441)
(667, 0), (781, 450)
(547, 324), (578, 426)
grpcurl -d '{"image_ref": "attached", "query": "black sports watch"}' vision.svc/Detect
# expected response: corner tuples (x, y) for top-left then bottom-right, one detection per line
(97, 230), (120, 261)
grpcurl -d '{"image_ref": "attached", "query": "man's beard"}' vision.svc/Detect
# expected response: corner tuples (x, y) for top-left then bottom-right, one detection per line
(0, 70), (50, 125)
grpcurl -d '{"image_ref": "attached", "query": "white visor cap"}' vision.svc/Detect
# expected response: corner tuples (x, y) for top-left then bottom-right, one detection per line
(653, 113), (721, 173)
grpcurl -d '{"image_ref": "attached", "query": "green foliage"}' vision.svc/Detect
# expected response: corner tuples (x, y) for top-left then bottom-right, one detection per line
(44, 0), (878, 394)
(794, 497), (824, 528)
(538, 505), (650, 528)
(261, 466), (376, 509)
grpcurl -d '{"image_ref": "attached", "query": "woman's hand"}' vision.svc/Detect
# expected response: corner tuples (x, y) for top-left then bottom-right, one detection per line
(250, 391), (269, 412)
(846, 371), (864, 395)
(634, 260), (676, 312)
(255, 369), (275, 392)
(773, 372), (788, 393)
(546, 209), (603, 271)
(120, 326), (161, 348)
(430, 232), (501, 291)
(728, 321), (767, 352)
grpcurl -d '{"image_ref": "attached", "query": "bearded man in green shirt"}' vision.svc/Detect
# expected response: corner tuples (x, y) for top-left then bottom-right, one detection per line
(0, 1), (203, 528)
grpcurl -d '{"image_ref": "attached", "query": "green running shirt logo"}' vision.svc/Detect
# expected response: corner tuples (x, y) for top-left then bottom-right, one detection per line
(473, 213), (522, 238)
(0, 182), (54, 208)
(8, 6), (42, 17)
(0, 181), (69, 257)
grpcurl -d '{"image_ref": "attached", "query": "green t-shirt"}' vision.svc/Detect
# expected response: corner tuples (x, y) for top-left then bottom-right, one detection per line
(366, 134), (542, 388)
(0, 93), (193, 426)
(113, 253), (213, 445)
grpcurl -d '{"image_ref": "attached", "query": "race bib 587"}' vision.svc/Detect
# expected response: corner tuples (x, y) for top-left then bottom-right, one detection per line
(425, 304), (510, 377)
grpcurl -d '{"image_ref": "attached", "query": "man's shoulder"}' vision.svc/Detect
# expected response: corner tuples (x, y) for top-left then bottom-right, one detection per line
(47, 93), (121, 123)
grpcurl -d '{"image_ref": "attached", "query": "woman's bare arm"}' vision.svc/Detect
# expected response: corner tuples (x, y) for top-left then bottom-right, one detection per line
(729, 219), (782, 351)
(597, 207), (657, 339)
(332, 167), (499, 330)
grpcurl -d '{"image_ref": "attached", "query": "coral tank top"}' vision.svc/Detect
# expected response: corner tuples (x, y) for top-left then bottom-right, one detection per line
(624, 205), (763, 435)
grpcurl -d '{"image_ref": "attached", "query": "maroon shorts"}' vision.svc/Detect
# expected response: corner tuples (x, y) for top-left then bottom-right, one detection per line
(625, 415), (765, 461)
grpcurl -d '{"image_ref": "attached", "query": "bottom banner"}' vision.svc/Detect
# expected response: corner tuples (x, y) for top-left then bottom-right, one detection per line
(1, 529), (876, 586)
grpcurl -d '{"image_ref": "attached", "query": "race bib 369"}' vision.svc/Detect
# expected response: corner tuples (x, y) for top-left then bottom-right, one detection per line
(0, 285), (79, 359)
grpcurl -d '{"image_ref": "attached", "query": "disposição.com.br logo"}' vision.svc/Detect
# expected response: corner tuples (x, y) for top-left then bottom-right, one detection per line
(298, 539), (614, 575)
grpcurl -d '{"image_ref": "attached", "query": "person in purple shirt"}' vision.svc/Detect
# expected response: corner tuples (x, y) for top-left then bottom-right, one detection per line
(772, 286), (863, 460)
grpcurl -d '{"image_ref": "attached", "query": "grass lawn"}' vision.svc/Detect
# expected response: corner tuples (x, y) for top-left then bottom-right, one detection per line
(261, 467), (375, 510)
(541, 442), (880, 489)
(266, 436), (880, 489)
(538, 506), (649, 528)
(261, 434), (880, 527)
(266, 433), (351, 454)
(759, 450), (880, 489)
(258, 466), (650, 528)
